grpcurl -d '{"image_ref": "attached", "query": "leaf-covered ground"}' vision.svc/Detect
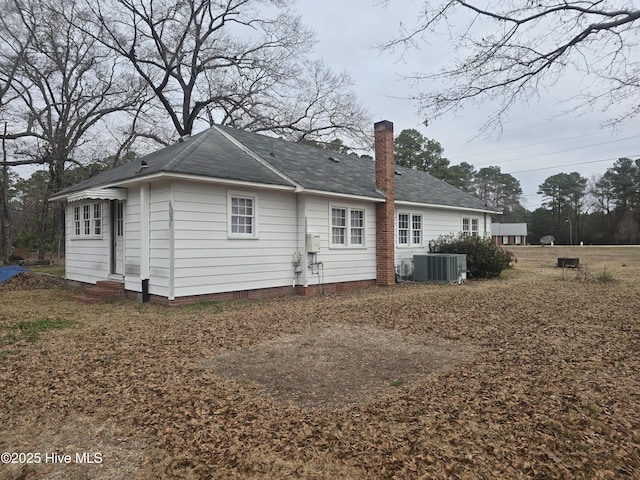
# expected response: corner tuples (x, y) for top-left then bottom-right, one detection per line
(1, 246), (639, 479)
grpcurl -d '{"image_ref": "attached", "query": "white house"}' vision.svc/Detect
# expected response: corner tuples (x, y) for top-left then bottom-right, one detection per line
(50, 121), (498, 304)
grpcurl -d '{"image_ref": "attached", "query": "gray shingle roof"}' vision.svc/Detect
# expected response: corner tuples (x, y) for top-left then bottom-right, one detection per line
(54, 124), (495, 213)
(393, 166), (490, 210)
(491, 223), (528, 236)
(54, 128), (293, 196)
(216, 125), (383, 199)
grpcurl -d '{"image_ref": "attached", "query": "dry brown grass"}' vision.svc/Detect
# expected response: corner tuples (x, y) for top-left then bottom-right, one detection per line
(1, 246), (639, 479)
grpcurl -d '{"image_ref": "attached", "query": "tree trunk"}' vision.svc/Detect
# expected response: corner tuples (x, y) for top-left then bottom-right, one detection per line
(0, 166), (11, 264)
(37, 188), (50, 260)
(0, 124), (11, 264)
(38, 154), (67, 261)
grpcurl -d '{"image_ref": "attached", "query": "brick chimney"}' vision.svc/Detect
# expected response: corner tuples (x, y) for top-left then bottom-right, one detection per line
(374, 120), (396, 286)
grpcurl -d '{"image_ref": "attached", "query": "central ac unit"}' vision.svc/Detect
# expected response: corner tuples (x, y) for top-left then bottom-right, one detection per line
(413, 254), (467, 283)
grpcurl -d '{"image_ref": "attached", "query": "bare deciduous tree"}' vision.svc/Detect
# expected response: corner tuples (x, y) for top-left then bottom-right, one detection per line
(382, 1), (640, 130)
(0, 0), (34, 263)
(3, 0), (144, 258)
(80, 0), (370, 146)
(217, 58), (371, 145)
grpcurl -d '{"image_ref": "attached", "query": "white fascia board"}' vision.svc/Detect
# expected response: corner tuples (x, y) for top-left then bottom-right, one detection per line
(394, 200), (499, 214)
(52, 172), (297, 201)
(113, 172), (297, 190)
(156, 172), (297, 191)
(298, 188), (385, 203)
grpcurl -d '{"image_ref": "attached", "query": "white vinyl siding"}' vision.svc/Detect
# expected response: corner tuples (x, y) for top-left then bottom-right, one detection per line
(171, 181), (296, 297)
(124, 189), (141, 289)
(147, 182), (171, 297)
(306, 197), (376, 284)
(65, 200), (110, 283)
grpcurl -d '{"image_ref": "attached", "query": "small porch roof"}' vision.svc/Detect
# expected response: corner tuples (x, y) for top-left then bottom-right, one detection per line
(66, 188), (128, 202)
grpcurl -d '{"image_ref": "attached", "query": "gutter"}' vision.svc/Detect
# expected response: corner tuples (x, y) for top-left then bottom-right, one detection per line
(48, 172), (297, 202)
(395, 200), (500, 215)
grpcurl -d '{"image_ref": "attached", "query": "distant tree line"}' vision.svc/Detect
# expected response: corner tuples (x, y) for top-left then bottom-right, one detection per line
(391, 129), (640, 245)
(533, 158), (640, 245)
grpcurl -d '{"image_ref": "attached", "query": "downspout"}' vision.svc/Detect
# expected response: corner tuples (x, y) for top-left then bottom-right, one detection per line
(301, 196), (309, 289)
(168, 188), (175, 301)
(292, 192), (304, 292)
(484, 212), (488, 238)
(140, 183), (150, 302)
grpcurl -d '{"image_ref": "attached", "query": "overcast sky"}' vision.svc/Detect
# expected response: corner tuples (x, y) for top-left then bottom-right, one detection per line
(298, 0), (640, 210)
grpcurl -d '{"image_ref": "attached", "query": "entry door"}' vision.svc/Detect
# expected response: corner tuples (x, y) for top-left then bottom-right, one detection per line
(112, 201), (125, 275)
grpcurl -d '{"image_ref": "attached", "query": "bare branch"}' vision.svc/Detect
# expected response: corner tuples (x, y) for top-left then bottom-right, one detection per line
(382, 1), (640, 130)
(71, 0), (370, 146)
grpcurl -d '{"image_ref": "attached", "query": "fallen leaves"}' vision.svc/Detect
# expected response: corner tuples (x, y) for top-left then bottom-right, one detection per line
(0, 247), (639, 479)
(0, 272), (66, 291)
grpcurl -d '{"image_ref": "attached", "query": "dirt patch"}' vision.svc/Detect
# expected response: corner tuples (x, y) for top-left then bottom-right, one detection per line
(0, 272), (66, 291)
(209, 323), (478, 408)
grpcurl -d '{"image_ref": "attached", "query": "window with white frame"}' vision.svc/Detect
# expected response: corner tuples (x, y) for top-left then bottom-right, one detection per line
(397, 212), (423, 246)
(398, 213), (409, 245)
(503, 235), (509, 245)
(515, 235), (522, 245)
(331, 207), (346, 245)
(83, 204), (91, 235)
(462, 217), (479, 236)
(330, 206), (366, 247)
(94, 203), (102, 235)
(350, 209), (364, 245)
(72, 202), (102, 238)
(228, 192), (257, 238)
(412, 214), (422, 245)
(73, 206), (81, 236)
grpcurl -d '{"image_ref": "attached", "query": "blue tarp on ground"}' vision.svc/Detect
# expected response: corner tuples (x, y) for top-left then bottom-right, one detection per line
(0, 265), (29, 284)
